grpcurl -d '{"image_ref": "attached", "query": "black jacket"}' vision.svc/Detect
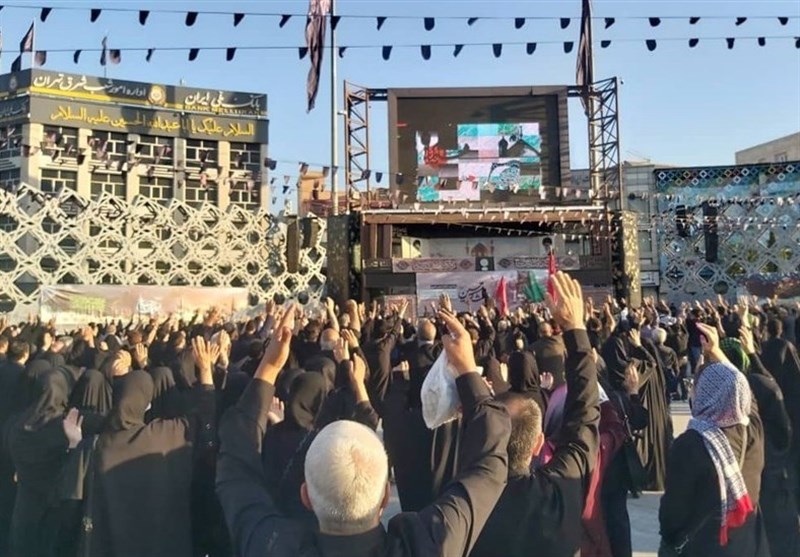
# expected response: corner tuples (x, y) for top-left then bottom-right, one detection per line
(216, 373), (511, 557)
(470, 329), (600, 557)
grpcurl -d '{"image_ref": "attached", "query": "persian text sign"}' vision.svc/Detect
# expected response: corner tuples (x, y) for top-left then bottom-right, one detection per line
(40, 285), (249, 330)
(416, 271), (520, 313)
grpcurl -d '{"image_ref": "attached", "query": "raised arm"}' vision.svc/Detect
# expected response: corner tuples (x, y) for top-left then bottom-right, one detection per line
(216, 305), (311, 557)
(390, 308), (511, 557)
(542, 272), (600, 480)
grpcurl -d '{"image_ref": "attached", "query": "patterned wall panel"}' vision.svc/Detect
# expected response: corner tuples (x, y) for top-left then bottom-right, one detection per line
(0, 184), (326, 316)
(656, 162), (800, 302)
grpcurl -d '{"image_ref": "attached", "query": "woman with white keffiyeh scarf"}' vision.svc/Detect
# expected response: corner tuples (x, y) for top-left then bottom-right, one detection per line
(658, 322), (770, 557)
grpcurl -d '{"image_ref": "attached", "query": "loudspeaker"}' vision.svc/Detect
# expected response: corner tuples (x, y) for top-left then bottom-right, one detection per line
(301, 218), (321, 249)
(675, 204), (689, 237)
(285, 218), (300, 273)
(703, 202), (718, 263)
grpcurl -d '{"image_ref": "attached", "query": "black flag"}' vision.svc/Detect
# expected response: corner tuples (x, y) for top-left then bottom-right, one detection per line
(11, 55), (22, 72)
(233, 13), (245, 26)
(90, 9), (101, 22)
(304, 0), (330, 112)
(20, 22), (34, 53)
(146, 48), (155, 62)
(40, 7), (52, 22)
(73, 50), (81, 63)
(382, 46), (392, 60)
(575, 0), (593, 106)
(226, 47), (237, 61)
(139, 11), (150, 25)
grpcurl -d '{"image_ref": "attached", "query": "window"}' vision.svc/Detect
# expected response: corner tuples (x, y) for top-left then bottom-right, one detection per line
(42, 126), (79, 161)
(40, 169), (77, 194)
(775, 152), (788, 163)
(229, 142), (261, 172)
(0, 125), (22, 159)
(0, 169), (20, 192)
(138, 135), (173, 165)
(184, 179), (218, 208)
(90, 172), (126, 200)
(139, 176), (174, 204)
(89, 131), (128, 165)
(228, 181), (260, 211)
(186, 139), (217, 168)
(638, 231), (653, 254)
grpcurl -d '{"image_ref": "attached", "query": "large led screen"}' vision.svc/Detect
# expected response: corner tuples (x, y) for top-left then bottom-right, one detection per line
(388, 86), (571, 205)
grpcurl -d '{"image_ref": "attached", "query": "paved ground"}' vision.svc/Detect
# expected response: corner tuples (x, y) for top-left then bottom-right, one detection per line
(384, 402), (693, 557)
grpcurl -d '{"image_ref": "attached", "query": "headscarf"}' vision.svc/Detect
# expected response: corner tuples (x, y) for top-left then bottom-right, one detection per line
(275, 368), (305, 403)
(688, 361), (754, 545)
(106, 370), (154, 432)
(147, 366), (182, 420)
(20, 369), (70, 431)
(508, 351), (540, 396)
(719, 338), (750, 375)
(285, 372), (328, 430)
(69, 368), (112, 415)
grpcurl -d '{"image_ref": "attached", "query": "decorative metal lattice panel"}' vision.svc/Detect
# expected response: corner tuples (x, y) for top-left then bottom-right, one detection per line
(0, 184), (326, 317)
(656, 162), (800, 301)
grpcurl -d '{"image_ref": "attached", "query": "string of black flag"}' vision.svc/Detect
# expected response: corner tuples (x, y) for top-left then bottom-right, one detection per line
(1, 3), (796, 29)
(23, 35), (800, 67)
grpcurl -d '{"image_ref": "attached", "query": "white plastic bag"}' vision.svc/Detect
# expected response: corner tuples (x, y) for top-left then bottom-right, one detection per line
(421, 350), (459, 429)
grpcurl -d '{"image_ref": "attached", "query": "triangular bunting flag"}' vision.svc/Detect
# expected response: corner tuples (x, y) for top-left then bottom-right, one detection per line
(600, 40), (611, 48)
(186, 12), (198, 26)
(453, 44), (463, 57)
(649, 17), (661, 27)
(280, 15), (292, 27)
(396, 173), (405, 185)
(778, 17), (789, 25)
(226, 47), (236, 61)
(90, 9), (101, 22)
(563, 42), (574, 53)
(515, 18), (525, 29)
(382, 46), (392, 60)
(331, 15), (341, 30)
(689, 17), (701, 24)
(604, 17), (615, 29)
(234, 13), (245, 26)
(73, 50), (81, 63)
(376, 16), (386, 30)
(735, 17), (747, 26)
(757, 37), (766, 47)
(560, 18), (570, 29)
(139, 11), (150, 25)
(421, 45), (431, 60)
(526, 42), (537, 54)
(726, 38), (735, 49)
(338, 46), (347, 58)
(299, 47), (309, 59)
(424, 17), (435, 31)
(646, 39), (657, 51)
(689, 38), (699, 48)
(467, 17), (478, 26)
(40, 7), (52, 22)
(492, 44), (502, 58)
(188, 48), (200, 61)
(146, 48), (155, 62)
(375, 172), (383, 183)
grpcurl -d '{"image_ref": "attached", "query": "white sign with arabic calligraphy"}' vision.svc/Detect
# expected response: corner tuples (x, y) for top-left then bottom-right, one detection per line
(415, 271), (519, 313)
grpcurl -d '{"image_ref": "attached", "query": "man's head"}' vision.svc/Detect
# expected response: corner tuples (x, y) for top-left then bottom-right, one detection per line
(319, 328), (340, 352)
(654, 328), (668, 346)
(8, 340), (30, 365)
(497, 392), (544, 477)
(39, 330), (53, 351)
(417, 319), (436, 343)
(301, 421), (390, 535)
(767, 318), (783, 340)
(539, 322), (553, 338)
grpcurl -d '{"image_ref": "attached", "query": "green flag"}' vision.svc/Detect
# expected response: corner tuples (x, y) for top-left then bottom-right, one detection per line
(524, 271), (546, 303)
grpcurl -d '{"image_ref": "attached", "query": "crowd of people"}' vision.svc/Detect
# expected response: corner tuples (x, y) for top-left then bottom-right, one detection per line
(0, 273), (799, 557)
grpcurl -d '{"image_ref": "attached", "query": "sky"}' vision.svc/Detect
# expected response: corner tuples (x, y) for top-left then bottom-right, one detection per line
(2, 0), (799, 189)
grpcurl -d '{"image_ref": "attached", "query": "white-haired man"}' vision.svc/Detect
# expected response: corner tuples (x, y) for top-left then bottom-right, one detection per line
(217, 304), (511, 557)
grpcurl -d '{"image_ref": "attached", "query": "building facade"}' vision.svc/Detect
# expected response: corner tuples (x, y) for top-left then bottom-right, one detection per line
(735, 132), (800, 165)
(0, 69), (270, 211)
(656, 161), (800, 301)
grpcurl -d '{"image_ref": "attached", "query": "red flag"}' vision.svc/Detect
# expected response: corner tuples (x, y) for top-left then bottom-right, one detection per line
(547, 250), (558, 301)
(495, 276), (509, 317)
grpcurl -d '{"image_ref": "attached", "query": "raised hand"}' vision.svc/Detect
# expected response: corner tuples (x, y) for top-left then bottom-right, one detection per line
(540, 372), (555, 391)
(333, 338), (350, 364)
(438, 309), (477, 376)
(256, 303), (297, 385)
(132, 343), (148, 370)
(341, 329), (359, 350)
(545, 271), (585, 332)
(192, 337), (221, 385)
(111, 351), (132, 377)
(268, 397), (285, 424)
(623, 362), (640, 395)
(439, 292), (453, 313)
(62, 408), (83, 449)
